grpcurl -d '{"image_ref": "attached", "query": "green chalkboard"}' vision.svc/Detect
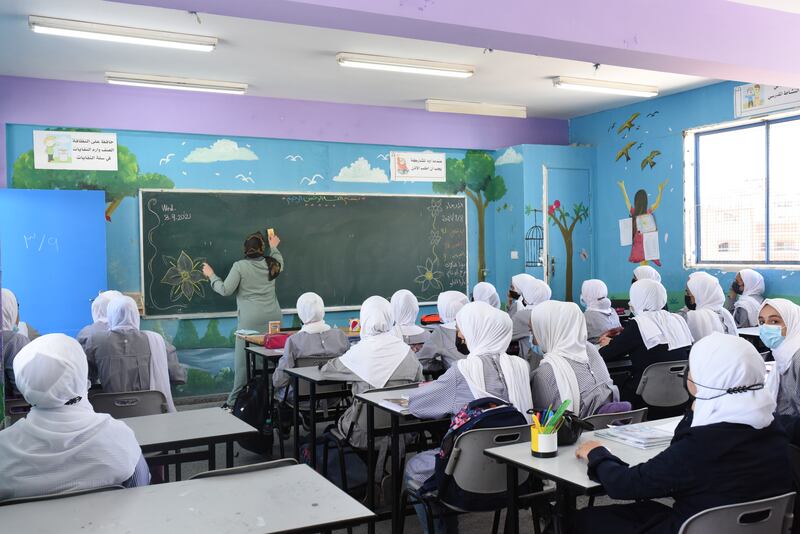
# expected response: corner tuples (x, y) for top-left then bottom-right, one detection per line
(140, 190), (467, 317)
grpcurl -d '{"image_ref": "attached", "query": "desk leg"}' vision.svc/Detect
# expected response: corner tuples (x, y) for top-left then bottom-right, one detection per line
(265, 357), (274, 422)
(506, 464), (519, 534)
(293, 375), (301, 462)
(226, 440), (234, 468)
(309, 382), (317, 470)
(553, 484), (575, 534)
(245, 347), (253, 382)
(208, 443), (216, 471)
(390, 414), (401, 534)
(366, 403), (376, 534)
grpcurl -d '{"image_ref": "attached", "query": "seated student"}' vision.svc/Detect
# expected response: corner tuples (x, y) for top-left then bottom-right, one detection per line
(0, 334), (149, 500)
(273, 292), (350, 398)
(472, 281), (501, 308)
(389, 289), (430, 349)
(84, 296), (185, 412)
(599, 280), (692, 411)
(580, 280), (622, 344)
(320, 295), (423, 449)
(508, 273), (551, 341)
(530, 301), (621, 418)
(404, 301), (533, 533)
(416, 291), (470, 371)
(574, 334), (792, 534)
(684, 272), (737, 341)
(631, 265), (661, 284)
(725, 268), (765, 328)
(76, 290), (122, 350)
(759, 298), (800, 417)
(2, 288), (30, 394)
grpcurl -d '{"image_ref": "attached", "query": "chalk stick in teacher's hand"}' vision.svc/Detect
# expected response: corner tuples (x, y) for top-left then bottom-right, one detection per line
(268, 228), (275, 238)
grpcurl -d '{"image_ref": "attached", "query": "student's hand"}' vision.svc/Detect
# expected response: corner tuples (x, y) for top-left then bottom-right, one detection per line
(268, 233), (281, 249)
(575, 440), (603, 461)
(598, 335), (611, 347)
(202, 263), (215, 278)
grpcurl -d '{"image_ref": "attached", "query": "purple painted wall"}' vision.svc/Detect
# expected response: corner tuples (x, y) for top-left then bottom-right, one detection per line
(0, 76), (567, 186)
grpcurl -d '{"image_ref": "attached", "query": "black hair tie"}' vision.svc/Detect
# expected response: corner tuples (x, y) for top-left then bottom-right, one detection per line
(64, 396), (82, 405)
(725, 384), (764, 395)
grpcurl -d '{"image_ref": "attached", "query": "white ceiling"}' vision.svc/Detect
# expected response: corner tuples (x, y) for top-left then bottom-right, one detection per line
(1, 0), (715, 119)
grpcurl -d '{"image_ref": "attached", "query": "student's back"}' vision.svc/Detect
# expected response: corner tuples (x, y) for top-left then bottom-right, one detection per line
(273, 328), (350, 390)
(2, 289), (29, 393)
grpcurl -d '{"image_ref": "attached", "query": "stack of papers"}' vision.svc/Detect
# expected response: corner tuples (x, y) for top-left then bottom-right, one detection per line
(379, 396), (410, 414)
(595, 424), (674, 449)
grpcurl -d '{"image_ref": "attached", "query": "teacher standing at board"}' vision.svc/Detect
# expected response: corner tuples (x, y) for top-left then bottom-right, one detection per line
(202, 230), (283, 409)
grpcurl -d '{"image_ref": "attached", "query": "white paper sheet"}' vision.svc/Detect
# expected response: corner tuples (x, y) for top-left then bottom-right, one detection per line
(636, 214), (657, 233)
(619, 218), (633, 246)
(644, 231), (660, 260)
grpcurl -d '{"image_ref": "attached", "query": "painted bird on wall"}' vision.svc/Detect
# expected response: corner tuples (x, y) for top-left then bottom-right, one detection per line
(615, 141), (636, 162)
(641, 150), (661, 169)
(617, 112), (640, 134)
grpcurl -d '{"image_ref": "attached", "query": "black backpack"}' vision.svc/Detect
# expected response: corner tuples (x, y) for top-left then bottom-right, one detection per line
(233, 376), (274, 454)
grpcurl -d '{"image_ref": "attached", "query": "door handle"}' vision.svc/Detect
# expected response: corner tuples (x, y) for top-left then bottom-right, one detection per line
(550, 256), (556, 280)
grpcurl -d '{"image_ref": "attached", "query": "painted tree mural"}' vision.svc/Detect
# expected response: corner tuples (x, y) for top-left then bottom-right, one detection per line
(548, 200), (590, 302)
(434, 150), (506, 282)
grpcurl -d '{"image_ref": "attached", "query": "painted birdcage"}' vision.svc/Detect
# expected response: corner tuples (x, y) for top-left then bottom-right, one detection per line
(525, 209), (544, 267)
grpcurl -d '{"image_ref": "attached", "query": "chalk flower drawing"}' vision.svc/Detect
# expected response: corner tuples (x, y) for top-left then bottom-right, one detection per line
(426, 199), (443, 220)
(429, 229), (442, 247)
(415, 257), (443, 293)
(161, 251), (206, 301)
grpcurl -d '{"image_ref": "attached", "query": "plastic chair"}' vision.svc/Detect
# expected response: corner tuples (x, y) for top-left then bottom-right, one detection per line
(190, 458), (297, 480)
(635, 360), (690, 408)
(678, 492), (795, 534)
(89, 390), (168, 418)
(583, 408), (648, 430)
(0, 485), (124, 506)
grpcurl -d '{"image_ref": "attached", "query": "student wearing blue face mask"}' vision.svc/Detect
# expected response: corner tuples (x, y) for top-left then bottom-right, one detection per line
(759, 298), (800, 417)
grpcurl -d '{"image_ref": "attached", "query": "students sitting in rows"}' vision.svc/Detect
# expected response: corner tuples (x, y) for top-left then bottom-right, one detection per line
(389, 289), (430, 349)
(2, 288), (29, 394)
(530, 301), (622, 419)
(599, 280), (692, 411)
(760, 298), (800, 417)
(574, 334), (792, 534)
(725, 268), (765, 328)
(580, 280), (621, 344)
(84, 296), (185, 412)
(404, 301), (533, 533)
(472, 281), (501, 308)
(0, 334), (149, 500)
(631, 265), (661, 284)
(416, 291), (469, 372)
(320, 296), (423, 449)
(76, 290), (122, 350)
(684, 272), (737, 341)
(273, 292), (349, 398)
(508, 273), (551, 342)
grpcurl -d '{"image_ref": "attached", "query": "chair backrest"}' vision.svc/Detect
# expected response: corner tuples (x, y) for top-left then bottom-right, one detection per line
(583, 408), (648, 430)
(0, 485), (124, 506)
(678, 492), (795, 534)
(788, 444), (800, 489)
(190, 458), (298, 480)
(635, 360), (689, 407)
(89, 390), (168, 418)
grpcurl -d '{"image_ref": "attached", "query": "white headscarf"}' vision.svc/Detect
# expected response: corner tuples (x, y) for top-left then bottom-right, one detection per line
(91, 290), (123, 324)
(686, 272), (737, 341)
(761, 299), (800, 387)
(107, 296), (175, 412)
(630, 280), (693, 350)
(2, 288), (19, 332)
(339, 296), (411, 388)
(735, 269), (766, 326)
(455, 302), (533, 423)
(633, 265), (662, 283)
(437, 291), (469, 329)
(580, 279), (614, 316)
(0, 334), (143, 500)
(690, 333), (774, 429)
(390, 289), (425, 338)
(511, 274), (552, 310)
(296, 292), (331, 334)
(472, 282), (501, 308)
(530, 301), (589, 415)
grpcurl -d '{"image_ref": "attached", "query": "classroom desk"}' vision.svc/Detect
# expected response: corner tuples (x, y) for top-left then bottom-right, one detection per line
(484, 417), (680, 534)
(123, 407), (258, 473)
(356, 384), (450, 534)
(244, 343), (285, 418)
(0, 464), (375, 534)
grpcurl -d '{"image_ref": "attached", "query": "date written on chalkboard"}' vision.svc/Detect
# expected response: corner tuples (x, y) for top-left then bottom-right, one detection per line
(23, 233), (59, 253)
(160, 203), (192, 222)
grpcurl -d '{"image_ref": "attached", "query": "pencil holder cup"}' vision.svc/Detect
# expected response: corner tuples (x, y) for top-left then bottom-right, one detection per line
(530, 428), (558, 458)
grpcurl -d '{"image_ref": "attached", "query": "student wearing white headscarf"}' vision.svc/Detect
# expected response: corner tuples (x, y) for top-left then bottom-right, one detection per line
(389, 289), (430, 347)
(530, 301), (619, 418)
(83, 296), (185, 412)
(76, 290), (123, 350)
(724, 268), (765, 328)
(600, 280), (692, 409)
(580, 280), (622, 344)
(0, 334), (149, 500)
(632, 265), (661, 284)
(574, 334), (791, 534)
(2, 288), (30, 394)
(321, 296), (423, 449)
(416, 291), (470, 372)
(759, 298), (800, 417)
(509, 273), (552, 341)
(684, 272), (737, 341)
(273, 292), (349, 396)
(472, 281), (501, 308)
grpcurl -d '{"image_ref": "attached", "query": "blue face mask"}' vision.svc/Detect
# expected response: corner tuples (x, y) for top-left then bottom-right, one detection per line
(759, 324), (785, 349)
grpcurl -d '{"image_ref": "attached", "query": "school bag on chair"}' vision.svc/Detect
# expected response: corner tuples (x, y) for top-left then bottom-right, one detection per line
(233, 376), (274, 454)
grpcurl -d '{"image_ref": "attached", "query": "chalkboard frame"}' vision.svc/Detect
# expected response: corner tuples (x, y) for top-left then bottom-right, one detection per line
(138, 188), (468, 319)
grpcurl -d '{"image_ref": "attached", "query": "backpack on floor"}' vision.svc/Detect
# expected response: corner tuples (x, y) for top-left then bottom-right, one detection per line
(233, 376), (274, 454)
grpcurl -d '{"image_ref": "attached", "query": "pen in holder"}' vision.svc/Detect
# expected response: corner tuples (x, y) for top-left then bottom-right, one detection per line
(527, 399), (570, 458)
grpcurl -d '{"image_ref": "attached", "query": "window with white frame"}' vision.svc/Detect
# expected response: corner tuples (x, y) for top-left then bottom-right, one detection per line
(685, 114), (800, 267)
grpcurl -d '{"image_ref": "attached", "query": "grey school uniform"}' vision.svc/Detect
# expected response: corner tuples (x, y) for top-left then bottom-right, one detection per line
(76, 322), (108, 351)
(320, 351), (423, 450)
(272, 328), (350, 396)
(776, 350), (800, 417)
(416, 325), (463, 370)
(530, 344), (618, 418)
(584, 310), (622, 344)
(510, 308), (533, 341)
(724, 294), (764, 328)
(209, 249), (283, 405)
(83, 330), (186, 393)
(3, 330), (29, 392)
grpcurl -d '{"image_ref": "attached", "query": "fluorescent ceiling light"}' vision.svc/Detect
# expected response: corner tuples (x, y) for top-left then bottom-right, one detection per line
(425, 99), (527, 118)
(29, 15), (217, 52)
(553, 76), (658, 98)
(106, 72), (247, 95)
(337, 52), (474, 78)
